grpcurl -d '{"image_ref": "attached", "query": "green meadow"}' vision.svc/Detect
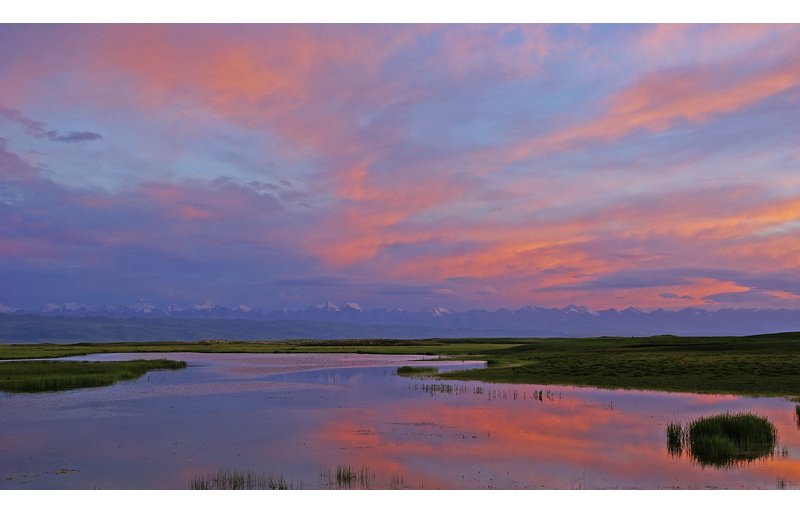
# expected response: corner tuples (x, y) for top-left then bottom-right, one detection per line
(0, 359), (187, 393)
(3, 332), (800, 397)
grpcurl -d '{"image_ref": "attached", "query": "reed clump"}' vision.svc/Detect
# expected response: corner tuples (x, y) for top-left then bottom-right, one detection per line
(0, 359), (186, 393)
(396, 366), (439, 376)
(189, 469), (293, 490)
(666, 421), (685, 457)
(319, 464), (374, 490)
(667, 412), (777, 468)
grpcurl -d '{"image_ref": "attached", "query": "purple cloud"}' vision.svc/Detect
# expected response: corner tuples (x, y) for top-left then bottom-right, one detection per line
(0, 104), (102, 144)
(49, 131), (102, 143)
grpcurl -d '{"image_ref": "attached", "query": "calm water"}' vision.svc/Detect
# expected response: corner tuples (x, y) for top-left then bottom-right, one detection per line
(2, 352), (799, 490)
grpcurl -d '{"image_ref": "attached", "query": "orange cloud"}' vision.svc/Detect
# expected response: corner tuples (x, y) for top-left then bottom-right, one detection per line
(501, 35), (800, 165)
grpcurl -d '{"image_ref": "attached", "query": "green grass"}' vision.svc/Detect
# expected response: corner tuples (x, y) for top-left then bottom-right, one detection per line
(667, 412), (777, 468)
(0, 339), (517, 359)
(0, 359), (187, 393)
(667, 421), (685, 457)
(5, 332), (800, 397)
(396, 365), (439, 376)
(438, 332), (800, 397)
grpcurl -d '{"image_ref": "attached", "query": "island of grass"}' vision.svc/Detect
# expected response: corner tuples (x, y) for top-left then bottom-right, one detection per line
(0, 359), (187, 393)
(667, 412), (777, 468)
(3, 331), (800, 397)
(395, 365), (439, 376)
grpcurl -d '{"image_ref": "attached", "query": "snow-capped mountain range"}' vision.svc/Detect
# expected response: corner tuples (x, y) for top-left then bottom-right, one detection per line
(2, 299), (800, 336)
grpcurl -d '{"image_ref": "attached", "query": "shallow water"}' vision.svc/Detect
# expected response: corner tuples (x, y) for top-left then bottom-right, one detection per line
(1, 352), (799, 489)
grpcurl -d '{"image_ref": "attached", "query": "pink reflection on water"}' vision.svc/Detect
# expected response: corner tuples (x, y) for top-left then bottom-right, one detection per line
(2, 353), (800, 489)
(308, 378), (800, 489)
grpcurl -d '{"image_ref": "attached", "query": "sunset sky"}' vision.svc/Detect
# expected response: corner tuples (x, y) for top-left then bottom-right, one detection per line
(2, 22), (800, 311)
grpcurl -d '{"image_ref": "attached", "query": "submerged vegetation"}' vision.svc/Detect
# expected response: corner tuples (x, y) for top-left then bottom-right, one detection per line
(0, 359), (186, 393)
(4, 332), (800, 396)
(667, 412), (778, 468)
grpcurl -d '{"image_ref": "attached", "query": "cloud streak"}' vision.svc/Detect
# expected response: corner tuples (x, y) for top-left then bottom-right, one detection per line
(1, 24), (800, 311)
(0, 104), (102, 143)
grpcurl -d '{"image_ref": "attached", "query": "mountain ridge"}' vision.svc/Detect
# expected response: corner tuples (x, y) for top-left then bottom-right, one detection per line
(1, 300), (799, 338)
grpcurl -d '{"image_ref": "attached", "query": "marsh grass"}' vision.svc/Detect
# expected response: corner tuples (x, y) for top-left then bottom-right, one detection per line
(319, 465), (375, 490)
(0, 359), (186, 393)
(795, 404), (800, 430)
(667, 412), (777, 469)
(666, 421), (685, 457)
(189, 469), (293, 490)
(389, 474), (408, 490)
(396, 365), (439, 377)
(6, 332), (800, 397)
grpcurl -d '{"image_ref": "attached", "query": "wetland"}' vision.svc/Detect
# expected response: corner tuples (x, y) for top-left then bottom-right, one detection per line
(3, 336), (800, 489)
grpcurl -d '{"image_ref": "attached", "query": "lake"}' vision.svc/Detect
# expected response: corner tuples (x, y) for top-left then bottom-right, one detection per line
(1, 352), (799, 489)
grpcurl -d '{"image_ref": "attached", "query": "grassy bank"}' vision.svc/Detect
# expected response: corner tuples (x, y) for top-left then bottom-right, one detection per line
(440, 333), (800, 397)
(3, 333), (800, 397)
(0, 339), (516, 359)
(0, 359), (187, 393)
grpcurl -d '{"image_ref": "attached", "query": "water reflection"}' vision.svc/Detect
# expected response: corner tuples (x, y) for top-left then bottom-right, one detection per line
(2, 352), (800, 489)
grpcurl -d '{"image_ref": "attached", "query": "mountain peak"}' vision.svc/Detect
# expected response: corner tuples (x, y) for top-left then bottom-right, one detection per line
(420, 306), (451, 316)
(342, 302), (362, 312)
(41, 303), (62, 312)
(133, 299), (156, 313)
(63, 302), (88, 311)
(560, 304), (598, 316)
(315, 301), (340, 312)
(622, 306), (644, 314)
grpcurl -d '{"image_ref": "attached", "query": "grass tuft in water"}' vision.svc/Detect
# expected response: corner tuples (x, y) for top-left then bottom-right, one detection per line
(189, 469), (294, 490)
(319, 464), (375, 490)
(668, 412), (777, 469)
(0, 359), (186, 393)
(396, 366), (439, 377)
(666, 421), (686, 457)
(795, 404), (800, 430)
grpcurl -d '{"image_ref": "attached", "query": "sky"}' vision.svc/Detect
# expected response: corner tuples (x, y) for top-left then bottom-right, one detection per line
(2, 20), (800, 312)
